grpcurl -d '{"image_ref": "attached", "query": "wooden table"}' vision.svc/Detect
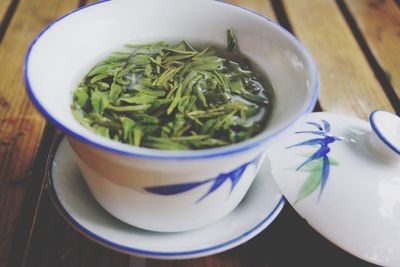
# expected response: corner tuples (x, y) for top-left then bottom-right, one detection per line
(1, 0), (399, 266)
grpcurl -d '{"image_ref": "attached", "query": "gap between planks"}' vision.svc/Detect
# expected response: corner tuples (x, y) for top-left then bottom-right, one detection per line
(0, 0), (19, 44)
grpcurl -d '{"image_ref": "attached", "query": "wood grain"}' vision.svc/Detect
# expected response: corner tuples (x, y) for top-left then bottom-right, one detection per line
(345, 0), (400, 102)
(0, 0), (80, 266)
(282, 0), (394, 119)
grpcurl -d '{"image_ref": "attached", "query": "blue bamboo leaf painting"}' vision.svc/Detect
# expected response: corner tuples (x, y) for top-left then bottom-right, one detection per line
(287, 120), (340, 203)
(145, 154), (263, 203)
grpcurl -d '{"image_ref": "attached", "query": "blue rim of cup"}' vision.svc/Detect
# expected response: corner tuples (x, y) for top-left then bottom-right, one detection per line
(47, 135), (286, 258)
(369, 110), (400, 155)
(24, 0), (319, 160)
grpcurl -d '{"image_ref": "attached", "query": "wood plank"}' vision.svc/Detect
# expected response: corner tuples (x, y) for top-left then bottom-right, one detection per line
(282, 0), (394, 119)
(345, 0), (400, 103)
(0, 0), (80, 266)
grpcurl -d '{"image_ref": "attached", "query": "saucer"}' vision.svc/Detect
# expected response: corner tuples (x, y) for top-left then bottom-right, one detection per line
(47, 137), (285, 259)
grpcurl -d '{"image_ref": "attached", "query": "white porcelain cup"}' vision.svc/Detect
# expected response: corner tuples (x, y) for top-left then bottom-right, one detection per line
(25, 0), (318, 232)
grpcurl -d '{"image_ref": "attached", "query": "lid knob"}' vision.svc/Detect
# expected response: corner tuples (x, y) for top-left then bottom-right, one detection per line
(369, 110), (400, 161)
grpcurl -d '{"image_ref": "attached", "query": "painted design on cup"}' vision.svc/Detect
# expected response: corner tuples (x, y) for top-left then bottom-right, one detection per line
(287, 120), (340, 203)
(145, 154), (263, 203)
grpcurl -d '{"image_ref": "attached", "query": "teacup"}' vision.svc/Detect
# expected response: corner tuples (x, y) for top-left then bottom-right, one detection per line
(25, 0), (318, 232)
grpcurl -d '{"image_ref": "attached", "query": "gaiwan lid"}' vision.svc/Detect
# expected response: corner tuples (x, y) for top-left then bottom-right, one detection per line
(268, 110), (400, 266)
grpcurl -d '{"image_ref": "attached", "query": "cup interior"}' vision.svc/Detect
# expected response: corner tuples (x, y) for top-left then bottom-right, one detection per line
(25, 0), (318, 158)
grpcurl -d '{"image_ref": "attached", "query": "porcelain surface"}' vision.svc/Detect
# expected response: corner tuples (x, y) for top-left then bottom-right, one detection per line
(26, 0), (317, 231)
(48, 137), (285, 259)
(269, 111), (400, 266)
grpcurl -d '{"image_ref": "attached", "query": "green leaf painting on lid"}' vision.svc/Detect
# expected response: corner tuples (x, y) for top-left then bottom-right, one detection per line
(287, 120), (341, 203)
(71, 29), (275, 150)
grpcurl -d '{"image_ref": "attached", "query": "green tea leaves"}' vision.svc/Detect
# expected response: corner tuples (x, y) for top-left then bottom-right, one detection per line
(227, 29), (238, 52)
(167, 83), (182, 115)
(91, 90), (109, 114)
(74, 87), (89, 108)
(121, 117), (136, 143)
(71, 29), (274, 150)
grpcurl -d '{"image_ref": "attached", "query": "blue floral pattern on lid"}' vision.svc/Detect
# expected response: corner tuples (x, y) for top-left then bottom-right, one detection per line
(145, 154), (263, 203)
(286, 120), (340, 203)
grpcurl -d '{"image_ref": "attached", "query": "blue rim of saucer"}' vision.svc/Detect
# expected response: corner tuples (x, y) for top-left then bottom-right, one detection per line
(369, 110), (400, 155)
(24, 0), (319, 161)
(47, 135), (285, 258)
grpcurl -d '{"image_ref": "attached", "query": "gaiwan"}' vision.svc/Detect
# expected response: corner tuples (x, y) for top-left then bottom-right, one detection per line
(25, 0), (317, 233)
(71, 30), (275, 150)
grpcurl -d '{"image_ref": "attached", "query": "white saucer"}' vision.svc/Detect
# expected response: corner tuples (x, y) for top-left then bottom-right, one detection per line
(47, 137), (285, 259)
